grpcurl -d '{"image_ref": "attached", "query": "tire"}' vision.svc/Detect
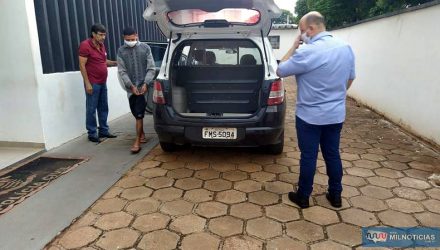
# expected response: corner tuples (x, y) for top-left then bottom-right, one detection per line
(266, 132), (284, 155)
(160, 142), (177, 152)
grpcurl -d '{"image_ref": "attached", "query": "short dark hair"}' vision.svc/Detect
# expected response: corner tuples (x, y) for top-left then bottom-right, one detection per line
(90, 23), (106, 37)
(123, 27), (137, 36)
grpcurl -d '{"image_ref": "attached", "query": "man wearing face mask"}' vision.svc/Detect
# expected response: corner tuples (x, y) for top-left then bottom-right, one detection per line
(79, 23), (118, 143)
(117, 27), (156, 154)
(276, 12), (356, 208)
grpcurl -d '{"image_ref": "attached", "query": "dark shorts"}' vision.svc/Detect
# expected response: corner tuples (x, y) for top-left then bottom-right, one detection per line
(129, 95), (147, 120)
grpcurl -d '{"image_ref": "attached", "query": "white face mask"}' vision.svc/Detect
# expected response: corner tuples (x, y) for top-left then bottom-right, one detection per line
(301, 32), (311, 44)
(125, 40), (137, 48)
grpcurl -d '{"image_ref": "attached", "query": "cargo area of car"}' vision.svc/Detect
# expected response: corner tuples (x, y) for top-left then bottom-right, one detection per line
(169, 39), (265, 117)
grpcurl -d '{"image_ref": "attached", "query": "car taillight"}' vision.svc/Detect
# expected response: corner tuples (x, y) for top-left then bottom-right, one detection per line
(267, 79), (285, 106)
(153, 80), (166, 104)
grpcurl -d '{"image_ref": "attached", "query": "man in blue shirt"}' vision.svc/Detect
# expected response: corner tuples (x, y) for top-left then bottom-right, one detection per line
(277, 11), (356, 208)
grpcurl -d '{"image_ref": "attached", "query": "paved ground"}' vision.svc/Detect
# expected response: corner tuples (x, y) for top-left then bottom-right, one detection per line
(46, 77), (440, 250)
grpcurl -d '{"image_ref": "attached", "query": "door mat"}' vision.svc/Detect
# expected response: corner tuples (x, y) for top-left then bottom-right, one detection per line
(0, 157), (86, 215)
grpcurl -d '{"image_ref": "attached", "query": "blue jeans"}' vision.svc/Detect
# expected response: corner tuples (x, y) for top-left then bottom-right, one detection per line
(86, 83), (109, 138)
(296, 116), (344, 198)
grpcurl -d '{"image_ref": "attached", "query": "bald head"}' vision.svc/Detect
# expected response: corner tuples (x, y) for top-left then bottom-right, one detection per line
(299, 11), (326, 39)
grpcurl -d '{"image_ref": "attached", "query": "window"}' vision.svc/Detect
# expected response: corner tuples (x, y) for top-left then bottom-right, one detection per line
(175, 40), (262, 66)
(268, 36), (280, 50)
(167, 8), (260, 26)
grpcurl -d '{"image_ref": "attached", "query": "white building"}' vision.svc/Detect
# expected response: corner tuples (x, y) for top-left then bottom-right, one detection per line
(268, 24), (298, 61)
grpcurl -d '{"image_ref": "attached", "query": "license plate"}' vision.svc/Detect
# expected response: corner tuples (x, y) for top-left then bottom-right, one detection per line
(202, 127), (237, 140)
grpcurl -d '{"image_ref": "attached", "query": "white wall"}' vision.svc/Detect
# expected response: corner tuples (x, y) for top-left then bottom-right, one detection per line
(0, 0), (45, 144)
(24, 0), (130, 149)
(269, 29), (298, 60)
(332, 5), (440, 145)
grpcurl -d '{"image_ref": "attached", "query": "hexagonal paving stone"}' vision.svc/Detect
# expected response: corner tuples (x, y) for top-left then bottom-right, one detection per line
(264, 181), (294, 194)
(251, 171), (276, 182)
(137, 160), (161, 170)
(96, 228), (139, 250)
(277, 157), (297, 167)
(181, 233), (220, 250)
(346, 167), (375, 177)
(361, 153), (387, 161)
(145, 177), (174, 189)
(303, 206), (340, 225)
(187, 161), (210, 170)
(350, 196), (388, 212)
(166, 168), (194, 179)
(342, 185), (361, 198)
(152, 187), (183, 201)
(234, 180), (262, 193)
(102, 187), (123, 199)
(249, 191), (279, 206)
(170, 215), (206, 234)
(138, 230), (179, 250)
(132, 213), (170, 232)
(194, 169), (220, 180)
(209, 216), (243, 237)
(264, 164), (290, 174)
(286, 220), (324, 243)
(175, 177), (203, 190)
(279, 173), (300, 185)
(387, 154), (412, 163)
(59, 226), (101, 249)
(340, 208), (378, 227)
(404, 169), (432, 180)
(381, 161), (409, 170)
(184, 189), (214, 203)
(415, 212), (440, 227)
(353, 160), (381, 169)
(211, 162), (236, 172)
(94, 211), (133, 230)
(222, 170), (248, 181)
(154, 154), (178, 162)
(422, 199), (440, 214)
(216, 190), (246, 204)
(141, 167), (168, 178)
(223, 235), (263, 250)
(378, 210), (418, 227)
(267, 237), (307, 250)
(238, 163), (263, 173)
(120, 186), (153, 200)
(310, 240), (351, 250)
(161, 200), (194, 216)
(327, 223), (362, 247)
(342, 175), (367, 187)
(360, 186), (393, 199)
(247, 217), (282, 240)
(91, 198), (127, 214)
(426, 188), (440, 200)
(230, 202), (262, 220)
(161, 161), (185, 170)
(266, 204), (300, 222)
(204, 179), (232, 192)
(196, 201), (228, 218)
(125, 198), (161, 215)
(367, 176), (399, 188)
(399, 177), (431, 190)
(386, 198), (425, 213)
(374, 168), (405, 179)
(341, 153), (360, 161)
(393, 187), (427, 201)
(314, 195), (350, 210)
(116, 176), (146, 188)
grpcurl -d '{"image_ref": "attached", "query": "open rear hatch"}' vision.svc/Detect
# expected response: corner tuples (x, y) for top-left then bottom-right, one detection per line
(144, 0), (281, 37)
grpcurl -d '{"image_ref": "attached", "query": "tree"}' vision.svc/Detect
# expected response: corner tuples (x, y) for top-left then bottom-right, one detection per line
(273, 9), (295, 24)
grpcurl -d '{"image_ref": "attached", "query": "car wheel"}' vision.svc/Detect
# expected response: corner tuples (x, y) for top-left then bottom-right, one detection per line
(266, 132), (284, 155)
(160, 142), (177, 152)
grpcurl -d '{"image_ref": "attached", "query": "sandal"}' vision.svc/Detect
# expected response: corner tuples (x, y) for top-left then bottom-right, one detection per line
(140, 137), (148, 143)
(130, 146), (141, 154)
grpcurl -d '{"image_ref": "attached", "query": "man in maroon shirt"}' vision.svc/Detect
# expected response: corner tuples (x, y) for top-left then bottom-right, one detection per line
(79, 23), (117, 143)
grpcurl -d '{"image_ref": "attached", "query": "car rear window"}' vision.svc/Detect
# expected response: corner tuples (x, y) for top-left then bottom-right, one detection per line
(167, 8), (260, 26)
(174, 40), (263, 66)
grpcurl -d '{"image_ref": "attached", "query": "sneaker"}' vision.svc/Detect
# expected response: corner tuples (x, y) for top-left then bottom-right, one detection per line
(88, 136), (101, 143)
(99, 133), (117, 138)
(288, 192), (310, 208)
(326, 192), (342, 208)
